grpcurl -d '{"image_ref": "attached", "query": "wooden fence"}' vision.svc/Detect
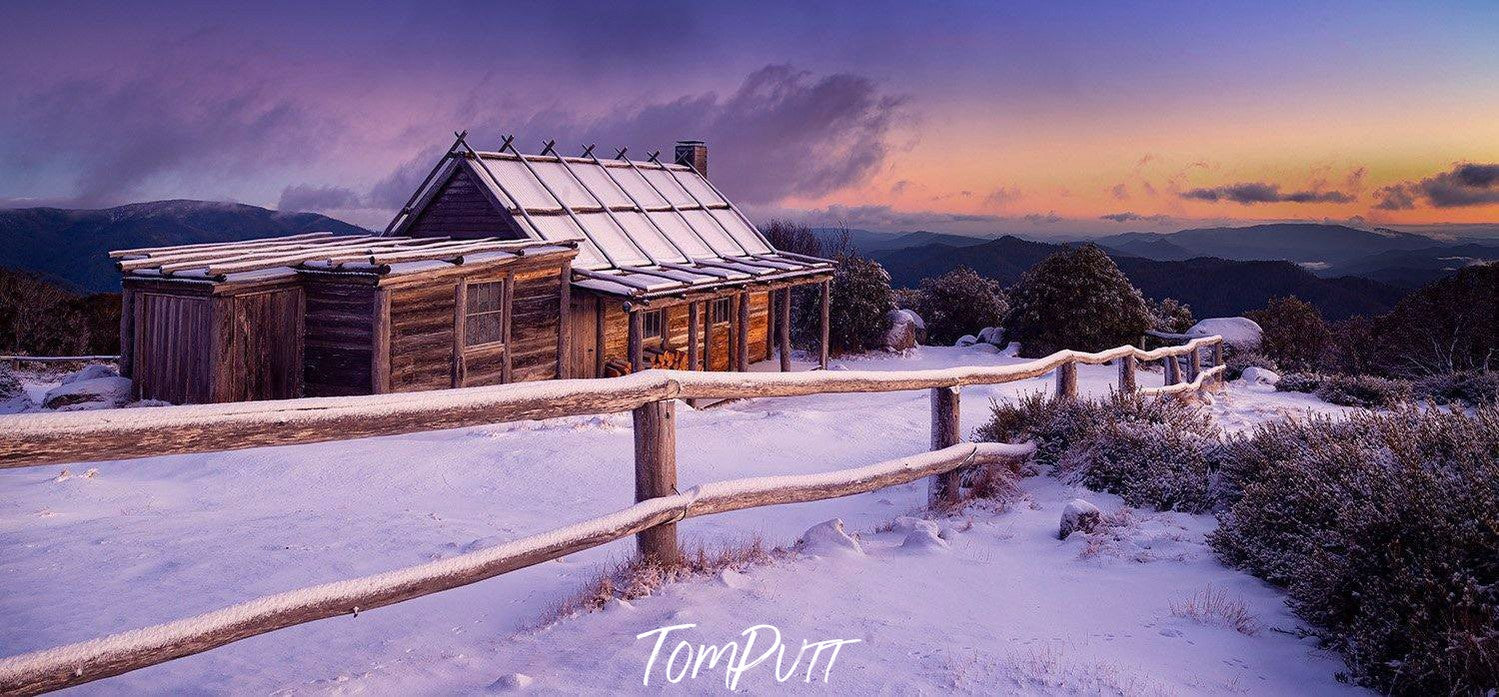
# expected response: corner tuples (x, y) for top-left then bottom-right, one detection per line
(0, 336), (1223, 695)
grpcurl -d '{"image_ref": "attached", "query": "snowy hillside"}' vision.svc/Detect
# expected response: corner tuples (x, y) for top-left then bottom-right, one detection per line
(0, 346), (1362, 694)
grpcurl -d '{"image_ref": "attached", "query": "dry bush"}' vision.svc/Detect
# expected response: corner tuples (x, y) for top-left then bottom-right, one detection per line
(1312, 373), (1413, 409)
(1169, 585), (1260, 636)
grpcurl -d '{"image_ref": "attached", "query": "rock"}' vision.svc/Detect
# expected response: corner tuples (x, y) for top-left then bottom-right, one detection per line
(1238, 366), (1280, 388)
(954, 334), (979, 347)
(61, 364), (118, 385)
(889, 515), (939, 536)
(487, 673), (534, 691)
(42, 376), (132, 410)
(977, 326), (1005, 345)
(899, 527), (951, 554)
(799, 518), (864, 556)
(998, 342), (1021, 357)
(883, 309), (922, 351)
(1059, 498), (1103, 539)
(1185, 317), (1262, 352)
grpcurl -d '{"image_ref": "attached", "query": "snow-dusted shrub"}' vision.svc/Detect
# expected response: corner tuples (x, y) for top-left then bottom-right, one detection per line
(1210, 407), (1499, 695)
(1147, 297), (1194, 334)
(974, 391), (1216, 471)
(797, 254), (895, 355)
(1003, 245), (1151, 358)
(1414, 370), (1499, 407)
(1371, 263), (1498, 377)
(911, 266), (1008, 345)
(1244, 296), (1331, 372)
(1312, 374), (1412, 409)
(1273, 371), (1324, 393)
(1224, 349), (1277, 380)
(1056, 422), (1219, 514)
(0, 365), (20, 400)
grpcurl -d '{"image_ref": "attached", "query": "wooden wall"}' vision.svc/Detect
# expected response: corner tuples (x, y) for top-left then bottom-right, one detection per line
(214, 287), (304, 402)
(565, 290), (773, 378)
(302, 279), (381, 397)
(387, 277), (460, 392)
(404, 165), (523, 240)
(131, 291), (213, 404)
(510, 266), (563, 382)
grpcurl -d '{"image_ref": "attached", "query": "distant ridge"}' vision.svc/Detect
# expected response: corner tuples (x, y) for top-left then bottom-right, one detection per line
(0, 200), (368, 292)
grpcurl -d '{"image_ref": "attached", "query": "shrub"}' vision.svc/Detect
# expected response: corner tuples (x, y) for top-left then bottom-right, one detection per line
(760, 219), (825, 258)
(1147, 297), (1194, 334)
(1313, 374), (1412, 409)
(795, 253), (894, 355)
(1210, 408), (1499, 694)
(1274, 371), (1325, 393)
(1244, 296), (1331, 372)
(1326, 314), (1377, 375)
(0, 269), (121, 356)
(974, 390), (1216, 471)
(1415, 370), (1499, 407)
(1003, 245), (1152, 357)
(0, 365), (20, 400)
(1057, 422), (1220, 513)
(1224, 350), (1278, 381)
(911, 266), (1008, 345)
(1372, 264), (1498, 377)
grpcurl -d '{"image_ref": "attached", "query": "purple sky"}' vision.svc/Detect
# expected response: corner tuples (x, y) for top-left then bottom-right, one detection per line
(3, 1), (1498, 236)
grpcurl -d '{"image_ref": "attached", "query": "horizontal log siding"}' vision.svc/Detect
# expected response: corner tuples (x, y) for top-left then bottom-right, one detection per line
(509, 267), (563, 382)
(388, 280), (459, 392)
(404, 167), (522, 240)
(302, 281), (380, 397)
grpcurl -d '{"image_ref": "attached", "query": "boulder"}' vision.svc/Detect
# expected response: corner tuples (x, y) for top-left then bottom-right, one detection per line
(954, 334), (979, 347)
(977, 326), (1005, 346)
(898, 527), (951, 554)
(42, 376), (132, 410)
(798, 518), (865, 557)
(1059, 498), (1102, 539)
(61, 364), (118, 385)
(487, 673), (535, 692)
(883, 309), (921, 352)
(1238, 366), (1280, 387)
(1185, 317), (1262, 352)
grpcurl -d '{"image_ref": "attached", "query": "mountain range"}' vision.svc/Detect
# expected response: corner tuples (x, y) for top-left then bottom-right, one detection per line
(0, 200), (367, 292)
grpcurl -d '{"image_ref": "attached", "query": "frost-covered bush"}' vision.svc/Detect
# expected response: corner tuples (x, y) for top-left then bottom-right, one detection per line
(1210, 408), (1499, 695)
(797, 254), (895, 355)
(0, 365), (20, 400)
(1224, 350), (1277, 381)
(1244, 296), (1331, 372)
(1414, 370), (1499, 407)
(974, 391), (1216, 470)
(911, 266), (1008, 345)
(1003, 245), (1151, 357)
(1372, 264), (1498, 377)
(1147, 297), (1194, 334)
(1274, 371), (1325, 393)
(1057, 423), (1219, 513)
(1312, 374), (1412, 409)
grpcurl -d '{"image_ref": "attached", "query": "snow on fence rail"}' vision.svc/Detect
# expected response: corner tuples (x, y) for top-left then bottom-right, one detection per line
(0, 337), (1222, 695)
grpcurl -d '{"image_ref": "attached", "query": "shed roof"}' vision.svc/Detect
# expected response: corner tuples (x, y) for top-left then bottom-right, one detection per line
(112, 233), (574, 283)
(387, 136), (835, 299)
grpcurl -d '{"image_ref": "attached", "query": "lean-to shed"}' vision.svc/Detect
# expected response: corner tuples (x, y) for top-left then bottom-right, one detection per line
(113, 235), (576, 403)
(387, 135), (837, 378)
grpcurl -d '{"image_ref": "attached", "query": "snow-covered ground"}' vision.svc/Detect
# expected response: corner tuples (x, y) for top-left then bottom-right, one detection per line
(0, 346), (1359, 694)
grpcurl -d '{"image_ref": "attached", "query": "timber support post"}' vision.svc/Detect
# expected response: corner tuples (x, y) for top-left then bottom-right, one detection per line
(1164, 355), (1181, 385)
(1117, 355), (1137, 393)
(1055, 360), (1078, 400)
(117, 289), (134, 379)
(819, 280), (831, 370)
(687, 302), (701, 371)
(928, 385), (962, 506)
(627, 309), (643, 373)
(632, 399), (680, 563)
(736, 292), (749, 371)
(1187, 347), (1202, 383)
(778, 288), (792, 372)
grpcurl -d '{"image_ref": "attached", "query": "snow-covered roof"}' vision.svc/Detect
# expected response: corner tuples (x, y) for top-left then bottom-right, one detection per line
(111, 232), (574, 282)
(386, 138), (835, 299)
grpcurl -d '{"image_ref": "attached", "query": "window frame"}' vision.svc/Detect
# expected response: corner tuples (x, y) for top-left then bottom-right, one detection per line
(641, 309), (666, 342)
(462, 278), (509, 349)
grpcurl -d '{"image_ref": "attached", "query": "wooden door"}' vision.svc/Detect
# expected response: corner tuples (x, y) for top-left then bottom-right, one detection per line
(226, 288), (304, 401)
(454, 275), (512, 387)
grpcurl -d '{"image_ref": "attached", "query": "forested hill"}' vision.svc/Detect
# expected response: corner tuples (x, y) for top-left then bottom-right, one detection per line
(0, 200), (367, 292)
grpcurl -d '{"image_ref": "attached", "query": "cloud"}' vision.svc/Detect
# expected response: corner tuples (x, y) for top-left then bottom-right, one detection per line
(1376, 163), (1499, 210)
(768, 203), (1005, 230)
(1180, 182), (1354, 204)
(984, 187), (1020, 208)
(277, 184), (365, 213)
(1099, 211), (1170, 223)
(1110, 183), (1129, 200)
(1023, 211), (1062, 225)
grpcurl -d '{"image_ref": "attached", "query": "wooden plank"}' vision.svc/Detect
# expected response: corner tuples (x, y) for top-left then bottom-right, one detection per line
(632, 399), (679, 563)
(928, 386), (962, 506)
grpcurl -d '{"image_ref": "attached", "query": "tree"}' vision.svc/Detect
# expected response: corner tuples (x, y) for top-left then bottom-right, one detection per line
(1371, 264), (1497, 376)
(795, 253), (895, 355)
(1003, 245), (1151, 357)
(1148, 297), (1194, 334)
(760, 219), (825, 258)
(1244, 296), (1332, 372)
(912, 266), (1008, 345)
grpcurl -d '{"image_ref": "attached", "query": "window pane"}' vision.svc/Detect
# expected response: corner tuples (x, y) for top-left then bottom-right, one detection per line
(467, 281), (503, 314)
(466, 313), (503, 346)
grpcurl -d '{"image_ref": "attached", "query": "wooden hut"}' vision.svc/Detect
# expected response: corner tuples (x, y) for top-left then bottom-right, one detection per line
(113, 235), (577, 403)
(387, 135), (837, 378)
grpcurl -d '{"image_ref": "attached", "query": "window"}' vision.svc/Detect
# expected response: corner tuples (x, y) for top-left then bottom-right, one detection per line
(464, 280), (506, 347)
(642, 310), (666, 340)
(709, 297), (733, 324)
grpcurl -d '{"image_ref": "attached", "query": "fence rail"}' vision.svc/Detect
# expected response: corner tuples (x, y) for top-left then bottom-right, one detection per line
(0, 336), (1223, 695)
(1, 354), (119, 365)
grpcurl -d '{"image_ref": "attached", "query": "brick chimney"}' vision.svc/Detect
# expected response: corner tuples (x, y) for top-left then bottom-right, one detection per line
(674, 140), (707, 177)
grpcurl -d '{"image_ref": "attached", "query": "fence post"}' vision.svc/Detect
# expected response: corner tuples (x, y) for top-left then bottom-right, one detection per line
(819, 280), (831, 370)
(928, 385), (961, 506)
(1163, 355), (1181, 385)
(633, 399), (680, 563)
(1117, 355), (1137, 393)
(1187, 347), (1202, 383)
(1055, 360), (1078, 400)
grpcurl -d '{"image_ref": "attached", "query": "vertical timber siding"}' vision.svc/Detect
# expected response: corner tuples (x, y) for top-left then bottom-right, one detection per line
(133, 292), (213, 404)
